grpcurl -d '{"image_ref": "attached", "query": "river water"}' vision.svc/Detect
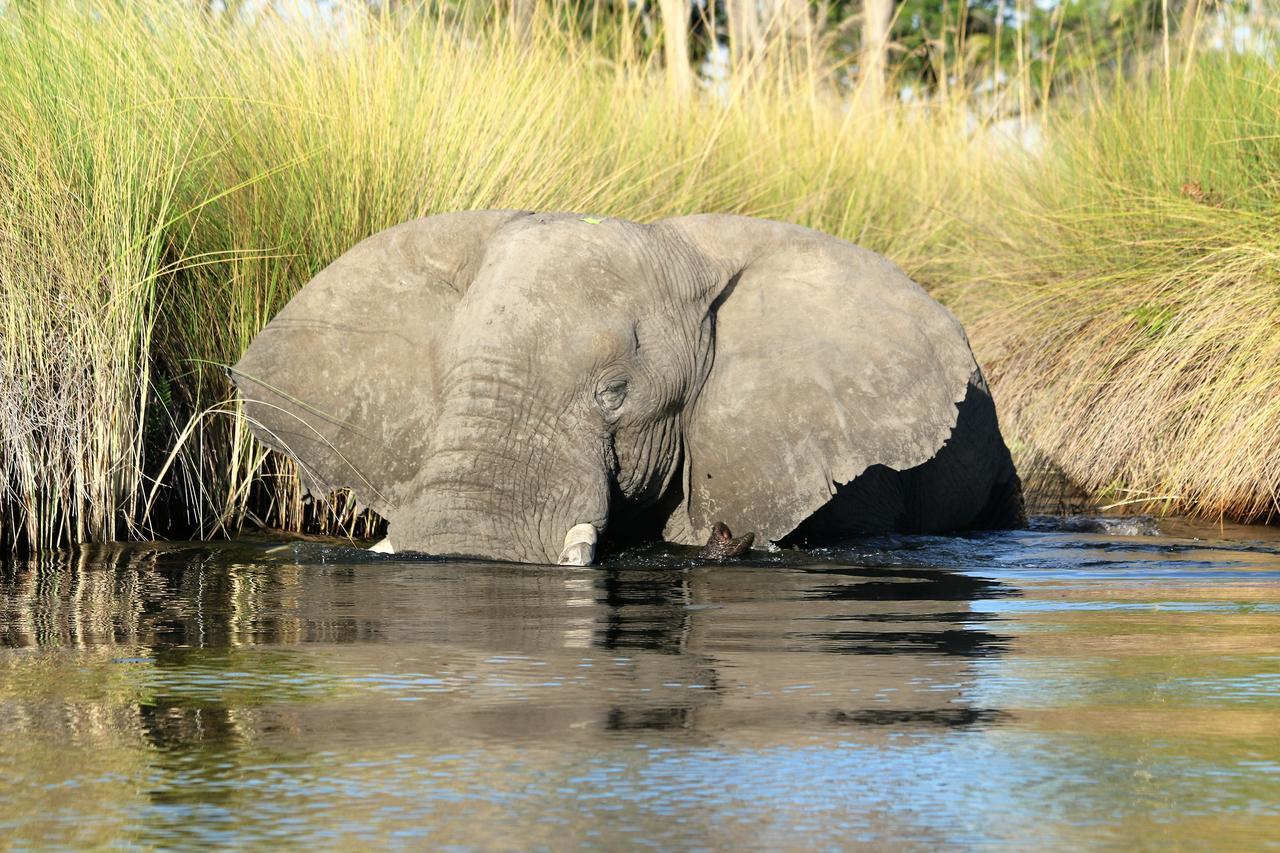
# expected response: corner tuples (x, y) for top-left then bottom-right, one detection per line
(2, 517), (1279, 849)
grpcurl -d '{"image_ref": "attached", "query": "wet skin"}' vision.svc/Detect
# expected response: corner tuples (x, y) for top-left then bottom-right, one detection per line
(697, 522), (755, 560)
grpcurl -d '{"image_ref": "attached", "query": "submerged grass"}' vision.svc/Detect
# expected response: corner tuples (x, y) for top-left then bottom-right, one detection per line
(0, 3), (1275, 551)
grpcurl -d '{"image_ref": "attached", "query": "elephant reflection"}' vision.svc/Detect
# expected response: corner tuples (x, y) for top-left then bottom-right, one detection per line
(0, 547), (1015, 751)
(578, 561), (1015, 736)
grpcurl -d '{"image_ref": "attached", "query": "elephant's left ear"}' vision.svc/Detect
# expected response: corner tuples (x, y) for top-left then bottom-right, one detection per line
(662, 214), (979, 544)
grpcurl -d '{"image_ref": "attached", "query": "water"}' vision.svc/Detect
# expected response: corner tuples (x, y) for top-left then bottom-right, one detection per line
(2, 518), (1280, 849)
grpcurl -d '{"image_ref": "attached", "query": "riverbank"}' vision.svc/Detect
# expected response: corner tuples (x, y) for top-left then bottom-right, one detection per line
(1, 3), (1275, 550)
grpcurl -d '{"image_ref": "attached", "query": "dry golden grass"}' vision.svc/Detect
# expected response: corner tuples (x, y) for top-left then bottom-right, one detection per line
(945, 54), (1280, 524)
(2, 2), (1276, 550)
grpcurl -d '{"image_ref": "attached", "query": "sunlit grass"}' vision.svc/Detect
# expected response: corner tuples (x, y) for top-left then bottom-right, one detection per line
(946, 53), (1280, 523)
(0, 1), (980, 550)
(3, 2), (1275, 550)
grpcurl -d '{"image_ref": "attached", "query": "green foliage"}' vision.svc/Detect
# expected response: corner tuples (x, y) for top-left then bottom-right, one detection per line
(1130, 304), (1175, 339)
(824, 0), (1209, 102)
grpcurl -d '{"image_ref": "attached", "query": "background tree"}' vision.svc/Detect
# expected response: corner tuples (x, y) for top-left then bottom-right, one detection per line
(859, 0), (894, 104)
(727, 0), (765, 67)
(658, 0), (695, 96)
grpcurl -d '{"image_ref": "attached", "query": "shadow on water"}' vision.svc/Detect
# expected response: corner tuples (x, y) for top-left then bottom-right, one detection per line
(826, 707), (1013, 727)
(788, 566), (1014, 658)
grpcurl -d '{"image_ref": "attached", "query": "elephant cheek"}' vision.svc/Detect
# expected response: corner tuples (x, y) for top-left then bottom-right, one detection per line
(540, 469), (612, 564)
(613, 417), (682, 506)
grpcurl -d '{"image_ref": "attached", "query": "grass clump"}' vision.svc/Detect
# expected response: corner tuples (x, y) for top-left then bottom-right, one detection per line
(949, 54), (1280, 522)
(3, 1), (1277, 548)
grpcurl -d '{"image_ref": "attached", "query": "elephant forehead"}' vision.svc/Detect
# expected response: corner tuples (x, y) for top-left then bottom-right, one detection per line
(445, 280), (639, 377)
(478, 217), (662, 296)
(443, 220), (662, 361)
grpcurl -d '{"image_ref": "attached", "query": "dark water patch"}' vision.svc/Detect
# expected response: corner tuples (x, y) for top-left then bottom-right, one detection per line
(800, 567), (1018, 601)
(825, 707), (1012, 728)
(789, 627), (1012, 657)
(823, 609), (999, 623)
(605, 705), (696, 732)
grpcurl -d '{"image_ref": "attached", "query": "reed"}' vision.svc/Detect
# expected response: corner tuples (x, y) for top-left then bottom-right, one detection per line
(4, 2), (1276, 550)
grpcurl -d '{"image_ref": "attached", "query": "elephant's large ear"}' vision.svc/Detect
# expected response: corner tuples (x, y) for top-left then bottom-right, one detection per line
(664, 214), (979, 544)
(231, 210), (529, 518)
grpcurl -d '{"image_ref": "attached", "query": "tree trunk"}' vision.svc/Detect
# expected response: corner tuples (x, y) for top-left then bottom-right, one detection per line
(773, 0), (815, 48)
(727, 0), (763, 71)
(859, 0), (893, 107)
(658, 0), (694, 99)
(509, 0), (537, 43)
(1178, 0), (1202, 38)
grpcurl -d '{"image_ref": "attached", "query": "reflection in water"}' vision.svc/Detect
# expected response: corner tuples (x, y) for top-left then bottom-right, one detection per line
(826, 707), (1012, 727)
(2, 523), (1280, 847)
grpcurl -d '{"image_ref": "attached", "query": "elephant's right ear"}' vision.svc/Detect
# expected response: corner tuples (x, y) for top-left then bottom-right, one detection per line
(231, 210), (529, 519)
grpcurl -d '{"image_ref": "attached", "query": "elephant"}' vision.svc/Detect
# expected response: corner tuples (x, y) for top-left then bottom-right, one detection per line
(231, 210), (1023, 566)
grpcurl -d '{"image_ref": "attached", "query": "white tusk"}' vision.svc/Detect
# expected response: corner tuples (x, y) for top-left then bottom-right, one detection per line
(369, 537), (395, 554)
(557, 523), (598, 566)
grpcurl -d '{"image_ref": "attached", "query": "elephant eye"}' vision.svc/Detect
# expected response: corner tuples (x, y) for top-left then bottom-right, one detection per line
(595, 379), (628, 413)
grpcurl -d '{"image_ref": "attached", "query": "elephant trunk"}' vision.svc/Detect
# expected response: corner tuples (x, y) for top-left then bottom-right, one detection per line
(398, 395), (611, 565)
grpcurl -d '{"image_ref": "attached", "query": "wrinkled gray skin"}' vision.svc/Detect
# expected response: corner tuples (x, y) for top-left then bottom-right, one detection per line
(232, 211), (1022, 565)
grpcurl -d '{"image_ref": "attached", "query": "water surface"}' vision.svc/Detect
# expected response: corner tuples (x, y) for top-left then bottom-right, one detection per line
(2, 518), (1280, 848)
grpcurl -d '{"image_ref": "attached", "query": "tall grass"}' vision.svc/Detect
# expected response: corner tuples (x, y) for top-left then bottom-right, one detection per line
(0, 1), (981, 551)
(946, 52), (1280, 523)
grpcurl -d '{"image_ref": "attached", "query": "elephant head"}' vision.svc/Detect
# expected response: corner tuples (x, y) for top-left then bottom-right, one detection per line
(232, 211), (1019, 565)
